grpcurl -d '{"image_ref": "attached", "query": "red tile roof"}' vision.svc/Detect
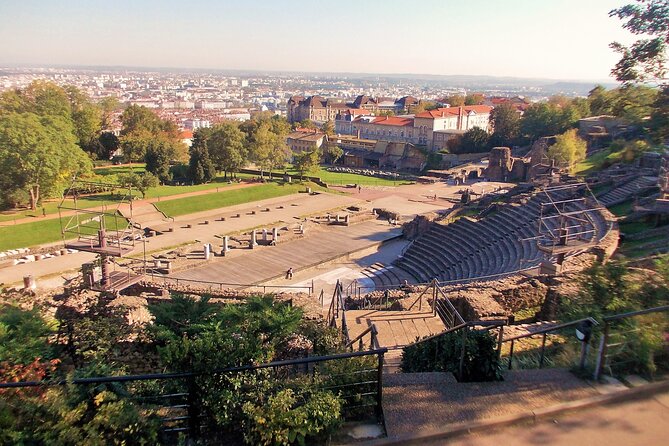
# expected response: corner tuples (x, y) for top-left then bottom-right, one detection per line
(370, 116), (414, 126)
(415, 105), (492, 119)
(180, 130), (193, 139)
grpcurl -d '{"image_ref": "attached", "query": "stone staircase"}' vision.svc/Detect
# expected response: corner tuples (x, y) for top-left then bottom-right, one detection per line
(345, 309), (445, 373)
(597, 175), (658, 207)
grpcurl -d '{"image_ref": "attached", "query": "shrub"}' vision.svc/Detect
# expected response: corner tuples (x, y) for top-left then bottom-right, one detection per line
(242, 388), (342, 446)
(400, 329), (503, 382)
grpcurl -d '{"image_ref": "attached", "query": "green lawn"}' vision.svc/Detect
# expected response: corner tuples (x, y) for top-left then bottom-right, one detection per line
(0, 214), (130, 251)
(287, 166), (413, 187)
(154, 182), (315, 218)
(574, 148), (624, 176)
(609, 200), (634, 217)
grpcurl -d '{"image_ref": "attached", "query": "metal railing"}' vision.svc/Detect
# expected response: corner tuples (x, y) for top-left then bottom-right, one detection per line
(404, 319), (507, 379)
(327, 280), (349, 343)
(148, 274), (314, 295)
(1, 348), (387, 443)
(594, 305), (669, 380)
(345, 324), (380, 352)
(500, 317), (599, 371)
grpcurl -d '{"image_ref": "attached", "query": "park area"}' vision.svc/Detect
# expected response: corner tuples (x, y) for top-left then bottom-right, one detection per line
(0, 163), (409, 251)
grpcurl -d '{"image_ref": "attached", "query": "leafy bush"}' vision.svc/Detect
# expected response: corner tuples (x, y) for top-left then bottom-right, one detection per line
(0, 364), (161, 445)
(242, 388), (341, 446)
(0, 304), (56, 365)
(400, 329), (503, 382)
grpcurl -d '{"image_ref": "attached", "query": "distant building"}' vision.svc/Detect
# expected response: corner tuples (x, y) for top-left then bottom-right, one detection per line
(337, 105), (492, 151)
(286, 129), (326, 154)
(183, 118), (211, 130)
(287, 95), (348, 124)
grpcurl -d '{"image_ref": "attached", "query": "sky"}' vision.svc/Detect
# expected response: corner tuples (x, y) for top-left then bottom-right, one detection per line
(0, 0), (635, 81)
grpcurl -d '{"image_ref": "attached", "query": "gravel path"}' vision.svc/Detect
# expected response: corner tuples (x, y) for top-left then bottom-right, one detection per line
(383, 368), (598, 438)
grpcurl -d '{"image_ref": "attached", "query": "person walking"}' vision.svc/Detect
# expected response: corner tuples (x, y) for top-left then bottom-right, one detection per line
(286, 267), (293, 280)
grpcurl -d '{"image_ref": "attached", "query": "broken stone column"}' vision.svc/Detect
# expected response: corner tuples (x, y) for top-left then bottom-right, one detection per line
(203, 243), (211, 260)
(262, 229), (268, 242)
(336, 215), (341, 223)
(251, 229), (258, 246)
(344, 214), (350, 225)
(273, 227), (279, 244)
(23, 275), (36, 290)
(221, 236), (229, 256)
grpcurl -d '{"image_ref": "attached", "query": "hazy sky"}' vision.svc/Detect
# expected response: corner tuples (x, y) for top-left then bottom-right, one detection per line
(0, 0), (634, 81)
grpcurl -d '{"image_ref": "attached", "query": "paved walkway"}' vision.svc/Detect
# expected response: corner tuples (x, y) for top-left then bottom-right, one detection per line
(167, 219), (402, 286)
(382, 368), (598, 439)
(0, 192), (360, 286)
(418, 387), (669, 446)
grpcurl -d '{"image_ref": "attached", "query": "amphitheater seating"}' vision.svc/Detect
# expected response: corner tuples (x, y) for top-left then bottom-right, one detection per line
(367, 186), (612, 286)
(597, 175), (658, 207)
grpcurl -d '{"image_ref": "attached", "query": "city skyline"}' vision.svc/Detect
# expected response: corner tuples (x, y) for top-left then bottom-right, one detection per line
(0, 0), (633, 82)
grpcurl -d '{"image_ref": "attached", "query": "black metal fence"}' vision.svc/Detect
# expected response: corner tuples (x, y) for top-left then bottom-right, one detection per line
(0, 349), (387, 444)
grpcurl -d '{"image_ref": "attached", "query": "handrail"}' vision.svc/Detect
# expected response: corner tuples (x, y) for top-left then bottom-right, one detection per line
(501, 317), (599, 343)
(407, 319), (507, 347)
(594, 305), (669, 380)
(151, 275), (314, 293)
(602, 305), (669, 322)
(0, 348), (388, 389)
(345, 324), (378, 351)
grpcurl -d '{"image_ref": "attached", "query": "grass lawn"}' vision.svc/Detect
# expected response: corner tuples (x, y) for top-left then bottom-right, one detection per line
(154, 181), (317, 218)
(0, 214), (130, 251)
(286, 166), (413, 187)
(574, 148), (624, 176)
(609, 200), (634, 217)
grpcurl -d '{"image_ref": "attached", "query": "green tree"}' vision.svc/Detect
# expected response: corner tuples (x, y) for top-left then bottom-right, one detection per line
(456, 127), (490, 154)
(321, 120), (335, 136)
(98, 96), (121, 130)
(64, 85), (103, 152)
(188, 142), (216, 184)
(609, 0), (669, 83)
(650, 85), (669, 142)
(520, 101), (581, 142)
(144, 142), (173, 184)
(207, 122), (248, 178)
(323, 144), (344, 165)
(98, 131), (120, 160)
(546, 129), (587, 173)
(489, 103), (520, 147)
(465, 93), (485, 105)
(0, 112), (92, 209)
(443, 95), (465, 107)
(118, 172), (158, 199)
(293, 149), (321, 179)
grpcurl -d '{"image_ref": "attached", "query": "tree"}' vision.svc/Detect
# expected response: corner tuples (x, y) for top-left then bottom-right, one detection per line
(650, 85), (669, 142)
(206, 123), (248, 178)
(144, 142), (173, 183)
(520, 101), (580, 142)
(98, 96), (121, 130)
(0, 112), (92, 209)
(119, 105), (183, 163)
(64, 85), (102, 151)
(489, 103), (520, 147)
(465, 93), (485, 105)
(188, 142), (216, 184)
(98, 131), (120, 160)
(609, 0), (669, 83)
(442, 95), (465, 107)
(546, 129), (587, 173)
(118, 172), (158, 199)
(322, 120), (335, 136)
(456, 127), (490, 154)
(323, 144), (344, 165)
(293, 149), (321, 179)
(296, 119), (317, 130)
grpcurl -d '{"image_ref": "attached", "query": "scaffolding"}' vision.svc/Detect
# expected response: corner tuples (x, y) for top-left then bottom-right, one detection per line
(58, 179), (145, 292)
(534, 182), (606, 272)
